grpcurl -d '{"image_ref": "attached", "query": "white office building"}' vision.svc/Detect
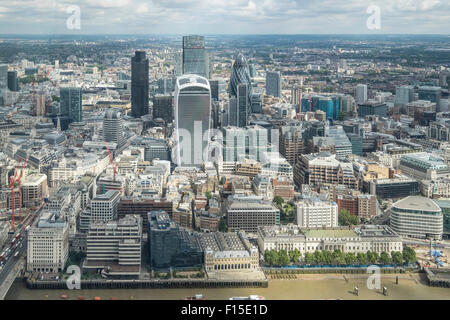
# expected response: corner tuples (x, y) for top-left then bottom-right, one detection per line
(295, 198), (338, 228)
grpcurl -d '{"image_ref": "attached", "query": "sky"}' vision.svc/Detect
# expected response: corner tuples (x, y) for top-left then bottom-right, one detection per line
(0, 0), (449, 34)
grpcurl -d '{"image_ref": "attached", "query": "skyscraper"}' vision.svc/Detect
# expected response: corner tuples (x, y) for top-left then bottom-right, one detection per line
(182, 35), (208, 78)
(230, 53), (253, 124)
(7, 71), (19, 92)
(131, 51), (149, 118)
(59, 87), (82, 125)
(174, 74), (211, 167)
(356, 84), (368, 105)
(266, 71), (282, 97)
(395, 85), (414, 106)
(152, 95), (173, 123)
(418, 86), (442, 112)
(103, 109), (124, 147)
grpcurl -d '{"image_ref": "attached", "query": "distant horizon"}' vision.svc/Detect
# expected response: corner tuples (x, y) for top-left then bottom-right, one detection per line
(0, 33), (449, 37)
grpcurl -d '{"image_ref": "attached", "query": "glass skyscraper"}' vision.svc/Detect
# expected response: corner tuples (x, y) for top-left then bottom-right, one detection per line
(182, 35), (208, 78)
(131, 51), (149, 118)
(59, 87), (82, 126)
(266, 71), (282, 97)
(174, 74), (211, 167)
(229, 53), (253, 125)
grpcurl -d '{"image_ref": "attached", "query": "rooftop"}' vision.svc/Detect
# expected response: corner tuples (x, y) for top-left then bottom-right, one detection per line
(392, 196), (441, 213)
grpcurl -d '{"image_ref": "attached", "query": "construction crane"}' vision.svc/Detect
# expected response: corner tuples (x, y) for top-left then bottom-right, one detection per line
(104, 142), (117, 182)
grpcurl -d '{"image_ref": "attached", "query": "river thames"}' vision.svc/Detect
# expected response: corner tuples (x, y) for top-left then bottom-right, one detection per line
(5, 274), (450, 300)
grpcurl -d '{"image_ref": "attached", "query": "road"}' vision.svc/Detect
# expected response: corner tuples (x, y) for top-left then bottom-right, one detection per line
(0, 202), (45, 299)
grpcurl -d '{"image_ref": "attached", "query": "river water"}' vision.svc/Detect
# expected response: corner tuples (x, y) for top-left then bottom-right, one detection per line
(5, 275), (450, 300)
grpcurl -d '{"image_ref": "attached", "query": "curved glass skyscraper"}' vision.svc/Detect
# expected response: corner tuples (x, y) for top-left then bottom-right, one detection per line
(230, 53), (252, 97)
(229, 53), (253, 127)
(174, 74), (211, 168)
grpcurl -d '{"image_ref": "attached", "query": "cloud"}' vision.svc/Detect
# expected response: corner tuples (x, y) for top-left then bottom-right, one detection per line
(0, 0), (448, 34)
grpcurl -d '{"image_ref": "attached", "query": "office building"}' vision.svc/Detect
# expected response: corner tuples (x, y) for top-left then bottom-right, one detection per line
(21, 173), (48, 207)
(60, 87), (82, 126)
(103, 109), (124, 147)
(395, 85), (414, 106)
(266, 71), (282, 97)
(230, 53), (252, 118)
(356, 84), (367, 105)
(399, 153), (450, 181)
(152, 95), (173, 123)
(85, 215), (142, 277)
(91, 190), (121, 222)
(148, 211), (202, 269)
(222, 125), (268, 162)
(280, 126), (305, 166)
(182, 35), (208, 78)
(174, 74), (211, 167)
(295, 198), (338, 228)
(131, 51), (149, 118)
(7, 70), (19, 92)
(294, 152), (358, 189)
(358, 102), (387, 118)
(418, 86), (442, 112)
(369, 177), (420, 199)
(390, 196), (443, 240)
(226, 197), (280, 233)
(27, 211), (69, 272)
(118, 198), (172, 232)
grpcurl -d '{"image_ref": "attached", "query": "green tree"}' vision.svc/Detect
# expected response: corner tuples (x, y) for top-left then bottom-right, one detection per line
(313, 250), (325, 265)
(304, 252), (314, 265)
(338, 111), (346, 121)
(273, 196), (284, 208)
(322, 250), (333, 265)
(218, 218), (227, 232)
(402, 246), (417, 264)
(367, 251), (379, 264)
(278, 250), (290, 266)
(391, 251), (403, 265)
(344, 252), (357, 265)
(264, 250), (279, 267)
(205, 192), (212, 199)
(289, 249), (301, 264)
(332, 249), (346, 265)
(357, 252), (368, 265)
(338, 209), (360, 226)
(379, 252), (392, 265)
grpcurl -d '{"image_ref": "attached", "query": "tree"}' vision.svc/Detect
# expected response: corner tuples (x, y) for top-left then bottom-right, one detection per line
(357, 252), (368, 265)
(338, 209), (360, 226)
(403, 246), (417, 264)
(304, 252), (314, 265)
(338, 111), (346, 121)
(289, 249), (301, 264)
(379, 252), (392, 265)
(345, 252), (357, 265)
(332, 249), (346, 265)
(205, 192), (212, 200)
(322, 250), (333, 265)
(391, 251), (403, 265)
(218, 218), (227, 232)
(273, 196), (284, 208)
(313, 250), (325, 265)
(264, 250), (279, 267)
(278, 250), (290, 266)
(367, 251), (379, 264)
